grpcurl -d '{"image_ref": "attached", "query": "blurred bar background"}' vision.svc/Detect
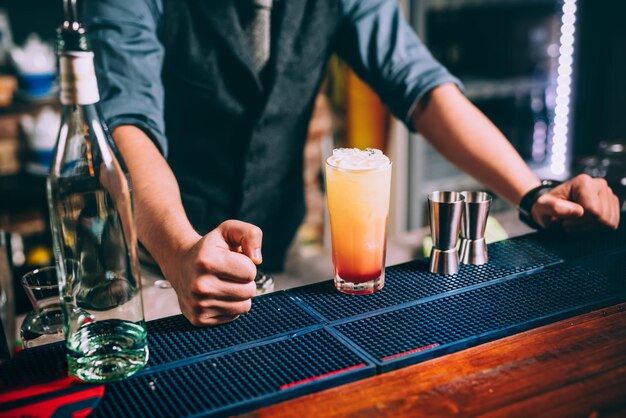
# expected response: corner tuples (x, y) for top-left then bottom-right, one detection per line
(0, 0), (624, 318)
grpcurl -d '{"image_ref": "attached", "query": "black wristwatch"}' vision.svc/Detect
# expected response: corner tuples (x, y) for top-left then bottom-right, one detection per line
(518, 179), (562, 229)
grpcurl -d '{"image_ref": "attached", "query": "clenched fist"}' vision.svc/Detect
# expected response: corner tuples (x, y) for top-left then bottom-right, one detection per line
(162, 220), (263, 326)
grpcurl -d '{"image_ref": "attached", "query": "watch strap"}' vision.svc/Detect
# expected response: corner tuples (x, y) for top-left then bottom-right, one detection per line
(518, 179), (562, 229)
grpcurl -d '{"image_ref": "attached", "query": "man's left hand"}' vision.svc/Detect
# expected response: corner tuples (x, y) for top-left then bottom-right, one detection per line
(531, 174), (621, 231)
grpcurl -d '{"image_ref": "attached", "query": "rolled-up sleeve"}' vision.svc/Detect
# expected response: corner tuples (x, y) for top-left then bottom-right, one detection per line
(336, 0), (463, 131)
(82, 0), (167, 154)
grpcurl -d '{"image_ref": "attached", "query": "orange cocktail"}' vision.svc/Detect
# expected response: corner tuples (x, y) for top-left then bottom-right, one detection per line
(325, 148), (391, 294)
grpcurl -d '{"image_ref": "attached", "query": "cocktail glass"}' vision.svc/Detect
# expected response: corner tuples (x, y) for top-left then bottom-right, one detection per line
(325, 149), (392, 295)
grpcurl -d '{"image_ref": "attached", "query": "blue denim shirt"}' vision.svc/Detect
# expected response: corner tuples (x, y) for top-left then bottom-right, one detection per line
(83, 0), (462, 155)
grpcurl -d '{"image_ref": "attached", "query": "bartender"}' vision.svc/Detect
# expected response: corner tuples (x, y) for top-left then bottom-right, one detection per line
(82, 0), (620, 326)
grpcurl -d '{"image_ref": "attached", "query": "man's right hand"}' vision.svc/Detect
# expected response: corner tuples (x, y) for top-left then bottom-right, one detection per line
(110, 127), (264, 326)
(163, 220), (263, 326)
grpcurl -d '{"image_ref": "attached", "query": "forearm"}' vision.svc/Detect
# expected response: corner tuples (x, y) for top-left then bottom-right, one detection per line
(112, 125), (200, 272)
(412, 83), (540, 206)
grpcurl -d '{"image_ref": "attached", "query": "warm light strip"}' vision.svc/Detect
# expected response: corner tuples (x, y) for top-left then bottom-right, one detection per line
(550, 0), (577, 176)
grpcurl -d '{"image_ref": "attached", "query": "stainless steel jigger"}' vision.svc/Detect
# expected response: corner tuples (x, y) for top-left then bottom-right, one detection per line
(459, 191), (492, 265)
(428, 191), (465, 275)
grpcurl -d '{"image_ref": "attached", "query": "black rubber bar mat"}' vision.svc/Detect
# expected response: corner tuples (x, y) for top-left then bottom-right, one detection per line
(525, 227), (626, 262)
(0, 343), (67, 391)
(90, 328), (375, 418)
(145, 291), (322, 368)
(288, 236), (562, 323)
(332, 262), (625, 373)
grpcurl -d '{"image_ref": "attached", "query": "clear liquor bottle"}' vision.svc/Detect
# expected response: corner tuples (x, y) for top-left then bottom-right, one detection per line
(47, 6), (148, 382)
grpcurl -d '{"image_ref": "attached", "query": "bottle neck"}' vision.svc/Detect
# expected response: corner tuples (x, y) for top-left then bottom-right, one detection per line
(60, 51), (100, 106)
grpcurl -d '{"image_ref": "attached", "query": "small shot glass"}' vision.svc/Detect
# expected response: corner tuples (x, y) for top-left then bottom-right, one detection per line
(20, 266), (64, 348)
(459, 191), (492, 265)
(428, 191), (465, 275)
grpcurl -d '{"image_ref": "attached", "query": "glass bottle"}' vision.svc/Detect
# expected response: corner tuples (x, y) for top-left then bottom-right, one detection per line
(47, 11), (148, 382)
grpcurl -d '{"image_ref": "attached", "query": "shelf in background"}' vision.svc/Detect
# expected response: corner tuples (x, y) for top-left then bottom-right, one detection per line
(0, 172), (48, 236)
(426, 0), (557, 12)
(462, 77), (551, 101)
(0, 97), (59, 116)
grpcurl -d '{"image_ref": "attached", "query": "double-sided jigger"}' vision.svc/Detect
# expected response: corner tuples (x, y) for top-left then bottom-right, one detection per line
(428, 191), (465, 275)
(459, 191), (492, 265)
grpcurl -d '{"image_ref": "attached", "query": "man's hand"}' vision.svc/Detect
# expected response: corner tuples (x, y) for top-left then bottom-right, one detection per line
(163, 220), (263, 326)
(531, 174), (621, 231)
(111, 127), (263, 327)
